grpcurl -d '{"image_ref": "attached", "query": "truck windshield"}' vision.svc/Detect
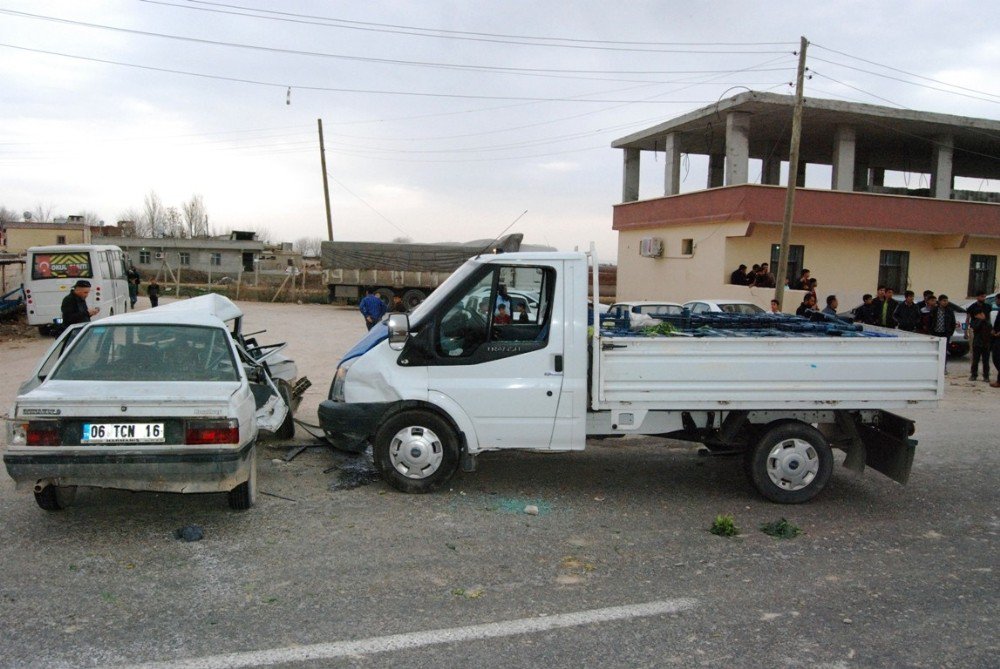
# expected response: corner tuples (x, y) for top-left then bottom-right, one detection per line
(31, 251), (94, 280)
(407, 258), (484, 327)
(51, 324), (240, 382)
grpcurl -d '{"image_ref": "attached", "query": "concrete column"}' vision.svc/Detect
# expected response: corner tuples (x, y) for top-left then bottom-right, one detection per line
(663, 133), (681, 196)
(930, 135), (954, 199)
(622, 148), (640, 202)
(831, 125), (856, 191)
(707, 154), (725, 188)
(795, 161), (807, 187)
(761, 156), (782, 185)
(725, 112), (751, 186)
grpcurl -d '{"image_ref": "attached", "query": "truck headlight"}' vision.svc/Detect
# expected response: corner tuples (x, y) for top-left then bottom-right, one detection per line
(331, 358), (355, 402)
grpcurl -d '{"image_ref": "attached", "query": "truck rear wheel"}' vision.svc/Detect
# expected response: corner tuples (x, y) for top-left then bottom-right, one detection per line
(746, 422), (832, 504)
(373, 410), (459, 493)
(374, 287), (395, 309)
(402, 289), (426, 310)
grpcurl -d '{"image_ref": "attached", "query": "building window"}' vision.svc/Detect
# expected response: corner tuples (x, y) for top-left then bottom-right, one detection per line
(878, 250), (910, 294)
(179, 252), (190, 266)
(210, 253), (222, 266)
(968, 255), (997, 297)
(770, 244), (805, 286)
(139, 250), (151, 264)
(56, 235), (67, 244)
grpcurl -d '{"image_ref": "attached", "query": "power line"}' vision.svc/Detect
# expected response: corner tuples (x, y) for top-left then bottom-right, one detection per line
(141, 0), (796, 52)
(325, 171), (409, 237)
(812, 42), (1000, 100)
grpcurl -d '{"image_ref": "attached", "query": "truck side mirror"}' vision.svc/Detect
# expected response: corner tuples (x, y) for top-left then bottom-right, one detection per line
(387, 313), (409, 350)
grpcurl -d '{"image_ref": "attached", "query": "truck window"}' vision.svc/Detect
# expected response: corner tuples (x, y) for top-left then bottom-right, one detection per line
(434, 265), (553, 361)
(31, 251), (94, 280)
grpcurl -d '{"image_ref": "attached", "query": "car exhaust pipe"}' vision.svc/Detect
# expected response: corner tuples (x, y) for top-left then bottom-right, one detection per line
(33, 480), (52, 493)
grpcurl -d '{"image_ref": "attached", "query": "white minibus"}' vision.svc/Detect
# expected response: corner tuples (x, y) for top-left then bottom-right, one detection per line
(24, 244), (130, 334)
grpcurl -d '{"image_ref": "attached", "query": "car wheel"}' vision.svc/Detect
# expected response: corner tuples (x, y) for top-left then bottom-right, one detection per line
(34, 484), (77, 511)
(373, 410), (459, 494)
(227, 447), (258, 510)
(746, 422), (832, 504)
(274, 381), (295, 440)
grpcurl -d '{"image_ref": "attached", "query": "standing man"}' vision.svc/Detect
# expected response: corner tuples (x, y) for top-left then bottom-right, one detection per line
(495, 284), (512, 315)
(929, 295), (956, 371)
(795, 294), (817, 317)
(126, 265), (141, 309)
(755, 263), (776, 288)
(147, 277), (161, 308)
(873, 286), (897, 328)
(855, 294), (878, 326)
(769, 299), (781, 314)
(388, 294), (407, 314)
(965, 290), (990, 334)
(61, 280), (99, 326)
(990, 308), (1000, 388)
(893, 290), (922, 332)
(821, 295), (838, 316)
(968, 310), (992, 382)
(359, 287), (387, 330)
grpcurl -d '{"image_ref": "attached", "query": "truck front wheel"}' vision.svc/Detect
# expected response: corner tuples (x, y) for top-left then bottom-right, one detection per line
(746, 422), (832, 504)
(373, 410), (459, 493)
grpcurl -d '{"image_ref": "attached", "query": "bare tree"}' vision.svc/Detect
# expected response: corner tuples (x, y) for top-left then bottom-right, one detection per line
(0, 206), (17, 225)
(182, 194), (208, 237)
(32, 203), (57, 222)
(79, 210), (103, 227)
(142, 191), (166, 237)
(392, 236), (413, 243)
(293, 236), (323, 257)
(165, 207), (183, 237)
(116, 207), (142, 237)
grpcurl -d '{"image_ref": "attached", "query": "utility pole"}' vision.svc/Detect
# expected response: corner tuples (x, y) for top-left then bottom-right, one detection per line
(317, 118), (334, 241)
(774, 36), (809, 310)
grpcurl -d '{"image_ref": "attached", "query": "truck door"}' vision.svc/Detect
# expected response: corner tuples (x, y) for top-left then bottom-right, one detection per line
(424, 263), (564, 450)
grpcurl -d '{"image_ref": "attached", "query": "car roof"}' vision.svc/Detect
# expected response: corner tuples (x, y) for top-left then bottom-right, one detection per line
(85, 294), (240, 329)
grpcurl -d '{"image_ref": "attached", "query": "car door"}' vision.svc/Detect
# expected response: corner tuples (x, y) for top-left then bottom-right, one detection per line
(424, 263), (564, 450)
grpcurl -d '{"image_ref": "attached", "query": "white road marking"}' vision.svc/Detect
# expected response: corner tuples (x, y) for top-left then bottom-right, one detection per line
(117, 598), (697, 669)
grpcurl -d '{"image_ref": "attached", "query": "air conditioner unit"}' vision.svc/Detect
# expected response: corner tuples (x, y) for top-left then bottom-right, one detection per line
(639, 237), (663, 258)
(154, 252), (165, 260)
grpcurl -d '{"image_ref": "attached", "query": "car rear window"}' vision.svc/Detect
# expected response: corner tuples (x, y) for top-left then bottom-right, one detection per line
(31, 252), (94, 280)
(51, 324), (239, 382)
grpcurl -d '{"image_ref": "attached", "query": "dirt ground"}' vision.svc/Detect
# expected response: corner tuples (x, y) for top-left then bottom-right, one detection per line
(0, 299), (997, 668)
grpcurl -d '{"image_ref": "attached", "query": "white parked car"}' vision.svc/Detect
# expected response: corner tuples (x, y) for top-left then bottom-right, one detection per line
(683, 299), (766, 315)
(3, 295), (302, 511)
(602, 301), (684, 328)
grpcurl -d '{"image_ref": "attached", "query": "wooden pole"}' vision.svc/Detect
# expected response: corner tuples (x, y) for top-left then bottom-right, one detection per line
(318, 118), (334, 242)
(774, 36), (809, 310)
(271, 274), (292, 302)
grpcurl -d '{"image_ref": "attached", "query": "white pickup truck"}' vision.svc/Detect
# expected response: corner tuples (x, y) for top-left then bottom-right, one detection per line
(319, 249), (943, 503)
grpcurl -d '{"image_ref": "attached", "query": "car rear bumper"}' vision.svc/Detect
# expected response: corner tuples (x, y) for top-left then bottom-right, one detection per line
(3, 441), (254, 493)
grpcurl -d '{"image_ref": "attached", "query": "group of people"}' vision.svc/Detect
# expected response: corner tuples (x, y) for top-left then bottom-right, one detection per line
(358, 287), (409, 330)
(964, 291), (1000, 386)
(729, 263), (776, 288)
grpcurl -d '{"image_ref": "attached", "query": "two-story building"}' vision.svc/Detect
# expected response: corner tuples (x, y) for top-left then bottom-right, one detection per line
(611, 91), (1000, 307)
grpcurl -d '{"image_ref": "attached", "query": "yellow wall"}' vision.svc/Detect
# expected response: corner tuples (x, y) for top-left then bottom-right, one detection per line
(618, 222), (1000, 308)
(3, 227), (91, 254)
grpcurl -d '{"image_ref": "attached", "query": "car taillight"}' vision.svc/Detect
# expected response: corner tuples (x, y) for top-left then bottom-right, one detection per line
(26, 421), (61, 446)
(185, 419), (239, 445)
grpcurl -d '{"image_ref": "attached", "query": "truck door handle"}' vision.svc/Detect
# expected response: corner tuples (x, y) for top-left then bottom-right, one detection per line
(554, 354), (563, 373)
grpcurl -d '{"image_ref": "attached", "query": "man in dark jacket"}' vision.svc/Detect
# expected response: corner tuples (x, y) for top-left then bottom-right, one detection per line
(61, 280), (99, 326)
(730, 264), (749, 286)
(893, 290), (922, 332)
(873, 286), (898, 328)
(855, 294), (878, 326)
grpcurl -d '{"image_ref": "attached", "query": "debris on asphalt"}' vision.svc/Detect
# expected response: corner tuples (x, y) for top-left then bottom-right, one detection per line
(329, 451), (380, 491)
(524, 504), (539, 515)
(174, 525), (204, 542)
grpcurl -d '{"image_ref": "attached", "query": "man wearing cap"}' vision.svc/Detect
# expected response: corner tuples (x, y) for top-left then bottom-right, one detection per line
(61, 280), (99, 326)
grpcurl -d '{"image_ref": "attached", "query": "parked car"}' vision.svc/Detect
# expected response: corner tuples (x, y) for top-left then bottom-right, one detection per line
(3, 295), (301, 511)
(606, 301), (685, 319)
(683, 299), (766, 315)
(838, 297), (969, 357)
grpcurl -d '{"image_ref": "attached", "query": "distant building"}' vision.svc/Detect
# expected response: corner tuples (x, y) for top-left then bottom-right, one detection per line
(1, 221), (91, 254)
(101, 232), (265, 277)
(611, 91), (1000, 306)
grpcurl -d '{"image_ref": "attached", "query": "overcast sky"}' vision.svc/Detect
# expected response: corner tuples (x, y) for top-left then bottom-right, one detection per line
(1, 1), (997, 260)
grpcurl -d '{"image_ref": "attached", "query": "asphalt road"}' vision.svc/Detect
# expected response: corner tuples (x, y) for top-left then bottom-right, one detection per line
(0, 300), (996, 668)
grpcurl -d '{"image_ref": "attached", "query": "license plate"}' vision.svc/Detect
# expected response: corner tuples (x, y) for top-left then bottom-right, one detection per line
(82, 423), (165, 444)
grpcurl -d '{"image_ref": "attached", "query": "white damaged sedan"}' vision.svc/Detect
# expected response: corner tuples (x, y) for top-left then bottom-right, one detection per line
(3, 295), (295, 511)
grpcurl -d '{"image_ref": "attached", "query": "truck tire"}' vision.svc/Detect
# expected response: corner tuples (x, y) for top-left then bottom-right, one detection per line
(374, 287), (395, 309)
(373, 410), (459, 493)
(402, 289), (426, 310)
(746, 422), (832, 504)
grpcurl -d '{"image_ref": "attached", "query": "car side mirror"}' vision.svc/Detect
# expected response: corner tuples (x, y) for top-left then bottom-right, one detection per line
(387, 313), (409, 350)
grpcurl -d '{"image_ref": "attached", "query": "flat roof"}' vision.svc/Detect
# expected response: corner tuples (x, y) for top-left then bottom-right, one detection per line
(612, 91), (1000, 180)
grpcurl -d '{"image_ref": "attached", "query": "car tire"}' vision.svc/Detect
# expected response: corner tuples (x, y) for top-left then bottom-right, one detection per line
(227, 447), (258, 510)
(746, 422), (832, 504)
(34, 484), (77, 511)
(274, 381), (295, 440)
(372, 410), (459, 494)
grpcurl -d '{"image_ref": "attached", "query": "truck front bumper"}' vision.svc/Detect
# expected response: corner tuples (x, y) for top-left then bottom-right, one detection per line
(318, 400), (390, 453)
(3, 441), (255, 494)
